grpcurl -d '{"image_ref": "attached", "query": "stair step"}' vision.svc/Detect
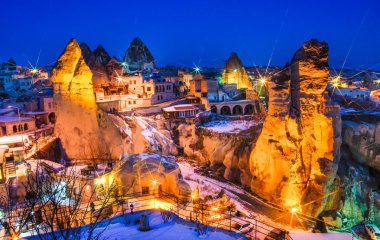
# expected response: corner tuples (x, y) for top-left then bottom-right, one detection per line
(5, 161), (16, 178)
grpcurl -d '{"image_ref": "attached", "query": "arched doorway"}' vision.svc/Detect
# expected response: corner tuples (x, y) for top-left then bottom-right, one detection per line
(244, 104), (254, 115)
(211, 105), (217, 114)
(220, 106), (231, 115)
(232, 105), (243, 115)
(48, 112), (56, 124)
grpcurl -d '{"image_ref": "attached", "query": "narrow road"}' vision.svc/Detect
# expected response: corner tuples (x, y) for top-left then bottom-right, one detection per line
(178, 161), (317, 231)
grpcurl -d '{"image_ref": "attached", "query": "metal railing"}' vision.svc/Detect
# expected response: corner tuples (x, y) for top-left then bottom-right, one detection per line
(0, 190), (290, 240)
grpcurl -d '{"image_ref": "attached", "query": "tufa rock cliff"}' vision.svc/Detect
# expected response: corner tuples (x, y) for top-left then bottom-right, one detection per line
(123, 37), (155, 70)
(249, 39), (342, 216)
(222, 52), (251, 90)
(80, 43), (112, 89)
(51, 39), (125, 161)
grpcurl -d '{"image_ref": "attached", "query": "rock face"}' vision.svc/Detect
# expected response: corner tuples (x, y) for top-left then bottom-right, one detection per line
(222, 52), (251, 90)
(326, 113), (380, 225)
(249, 39), (342, 216)
(51, 39), (125, 161)
(80, 43), (112, 89)
(342, 120), (380, 171)
(333, 143), (380, 225)
(123, 37), (155, 71)
(177, 122), (262, 186)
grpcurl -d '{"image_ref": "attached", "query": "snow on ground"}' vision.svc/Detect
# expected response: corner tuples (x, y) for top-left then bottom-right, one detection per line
(201, 120), (260, 134)
(178, 161), (306, 232)
(26, 211), (244, 240)
(94, 211), (241, 240)
(290, 233), (352, 240)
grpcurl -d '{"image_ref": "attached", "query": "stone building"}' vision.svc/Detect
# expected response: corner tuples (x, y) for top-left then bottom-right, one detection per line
(0, 116), (36, 136)
(96, 73), (178, 112)
(162, 104), (200, 119)
(188, 74), (219, 101)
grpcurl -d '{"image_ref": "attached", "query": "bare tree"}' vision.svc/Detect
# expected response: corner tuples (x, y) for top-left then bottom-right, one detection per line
(0, 160), (121, 240)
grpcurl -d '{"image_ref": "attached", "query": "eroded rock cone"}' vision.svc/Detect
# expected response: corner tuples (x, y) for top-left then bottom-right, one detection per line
(249, 39), (341, 216)
(51, 38), (124, 161)
(222, 52), (251, 90)
(123, 37), (155, 69)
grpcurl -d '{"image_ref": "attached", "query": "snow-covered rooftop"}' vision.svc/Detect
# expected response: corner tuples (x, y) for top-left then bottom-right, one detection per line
(201, 120), (260, 134)
(162, 104), (198, 112)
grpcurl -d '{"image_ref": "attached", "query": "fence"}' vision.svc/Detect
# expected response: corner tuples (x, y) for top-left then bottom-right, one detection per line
(0, 189), (290, 240)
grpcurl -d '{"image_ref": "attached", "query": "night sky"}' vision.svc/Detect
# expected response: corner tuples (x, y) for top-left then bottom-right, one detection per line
(1, 0), (380, 69)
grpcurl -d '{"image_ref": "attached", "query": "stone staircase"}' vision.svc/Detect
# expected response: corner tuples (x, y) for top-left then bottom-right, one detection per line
(5, 160), (16, 178)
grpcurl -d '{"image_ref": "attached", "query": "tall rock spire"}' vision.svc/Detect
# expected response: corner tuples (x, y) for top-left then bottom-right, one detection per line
(123, 37), (155, 71)
(249, 39), (341, 216)
(222, 52), (251, 89)
(51, 39), (124, 161)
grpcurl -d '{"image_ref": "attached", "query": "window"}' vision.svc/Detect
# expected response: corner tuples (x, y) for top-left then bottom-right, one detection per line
(18, 124), (23, 132)
(147, 87), (151, 92)
(142, 186), (149, 195)
(24, 123), (28, 131)
(48, 102), (52, 109)
(13, 125), (17, 133)
(133, 100), (136, 104)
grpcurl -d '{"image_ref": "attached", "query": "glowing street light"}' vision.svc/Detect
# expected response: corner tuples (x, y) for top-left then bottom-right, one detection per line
(291, 207), (298, 214)
(95, 176), (105, 186)
(259, 77), (267, 86)
(151, 179), (159, 185)
(30, 68), (39, 74)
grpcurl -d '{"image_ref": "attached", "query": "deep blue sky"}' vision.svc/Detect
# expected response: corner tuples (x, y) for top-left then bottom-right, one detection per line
(1, 0), (380, 69)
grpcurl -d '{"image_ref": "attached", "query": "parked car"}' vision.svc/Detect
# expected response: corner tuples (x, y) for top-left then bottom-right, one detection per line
(265, 228), (291, 240)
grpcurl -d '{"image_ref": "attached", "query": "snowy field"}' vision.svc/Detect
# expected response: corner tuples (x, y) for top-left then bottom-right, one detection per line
(26, 211), (244, 240)
(201, 120), (261, 134)
(92, 211), (243, 240)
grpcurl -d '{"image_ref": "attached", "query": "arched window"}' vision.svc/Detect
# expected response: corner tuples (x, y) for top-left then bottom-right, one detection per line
(220, 106), (231, 115)
(211, 105), (217, 114)
(24, 123), (28, 131)
(13, 125), (17, 133)
(18, 124), (23, 132)
(232, 105), (243, 115)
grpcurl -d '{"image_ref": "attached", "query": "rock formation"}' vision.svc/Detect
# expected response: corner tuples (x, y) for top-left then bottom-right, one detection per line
(110, 153), (191, 197)
(123, 37), (155, 71)
(325, 112), (380, 225)
(249, 39), (342, 216)
(342, 119), (380, 171)
(80, 43), (111, 89)
(222, 52), (251, 90)
(51, 39), (125, 161)
(175, 119), (262, 186)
